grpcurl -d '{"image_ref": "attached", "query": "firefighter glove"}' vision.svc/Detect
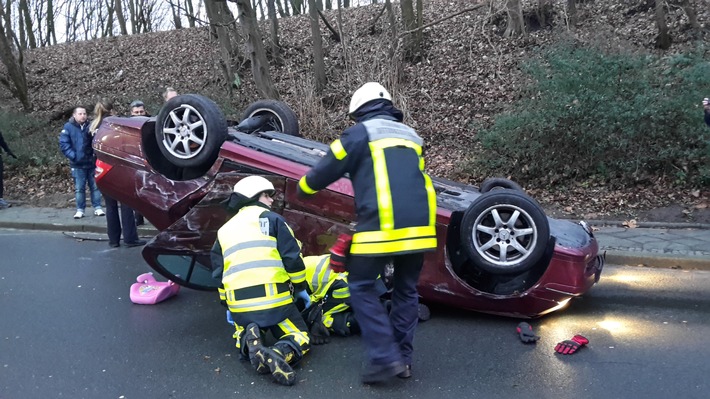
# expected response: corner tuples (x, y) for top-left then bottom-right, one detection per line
(294, 289), (311, 308)
(309, 318), (330, 345)
(329, 234), (352, 273)
(516, 322), (540, 343)
(554, 334), (589, 355)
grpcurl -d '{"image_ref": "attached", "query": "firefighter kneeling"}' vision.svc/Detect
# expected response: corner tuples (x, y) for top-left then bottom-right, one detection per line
(211, 176), (310, 386)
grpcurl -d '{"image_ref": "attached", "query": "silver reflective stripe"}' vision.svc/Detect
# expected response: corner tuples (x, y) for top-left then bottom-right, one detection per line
(363, 119), (423, 146)
(223, 240), (277, 258)
(223, 259), (283, 278)
(311, 256), (331, 292)
(230, 294), (289, 310)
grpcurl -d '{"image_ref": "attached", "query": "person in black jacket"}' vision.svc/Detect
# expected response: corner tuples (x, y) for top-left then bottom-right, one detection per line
(90, 100), (146, 248)
(297, 82), (437, 384)
(703, 98), (710, 127)
(0, 130), (17, 209)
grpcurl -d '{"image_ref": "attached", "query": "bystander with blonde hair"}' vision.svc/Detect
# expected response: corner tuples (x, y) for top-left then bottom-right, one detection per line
(90, 99), (146, 248)
(163, 87), (178, 102)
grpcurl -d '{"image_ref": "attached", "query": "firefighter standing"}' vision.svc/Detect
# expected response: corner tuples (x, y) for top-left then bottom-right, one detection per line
(297, 82), (437, 384)
(211, 176), (311, 386)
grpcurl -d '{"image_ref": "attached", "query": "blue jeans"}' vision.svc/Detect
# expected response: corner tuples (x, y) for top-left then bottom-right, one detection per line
(71, 167), (102, 211)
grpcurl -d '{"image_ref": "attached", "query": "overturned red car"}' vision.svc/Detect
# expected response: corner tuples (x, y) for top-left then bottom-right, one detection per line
(93, 94), (604, 318)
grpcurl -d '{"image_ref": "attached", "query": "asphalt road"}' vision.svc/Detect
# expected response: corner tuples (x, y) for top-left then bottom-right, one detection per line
(2, 230), (710, 399)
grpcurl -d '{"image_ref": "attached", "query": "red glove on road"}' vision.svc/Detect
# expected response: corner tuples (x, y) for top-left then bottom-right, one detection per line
(555, 334), (589, 355)
(329, 234), (352, 273)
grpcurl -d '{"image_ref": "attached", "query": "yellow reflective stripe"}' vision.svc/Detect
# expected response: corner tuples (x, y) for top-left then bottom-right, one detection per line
(369, 137), (422, 155)
(424, 174), (437, 226)
(218, 287), (226, 302)
(352, 226), (436, 243)
(351, 236), (438, 255)
(369, 143), (394, 230)
(278, 318), (309, 346)
(227, 291), (293, 312)
(288, 269), (307, 284)
(330, 139), (347, 160)
(332, 287), (349, 299)
(324, 303), (349, 318)
(298, 177), (317, 194)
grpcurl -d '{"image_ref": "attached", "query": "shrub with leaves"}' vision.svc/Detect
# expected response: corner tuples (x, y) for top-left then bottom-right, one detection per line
(470, 42), (710, 187)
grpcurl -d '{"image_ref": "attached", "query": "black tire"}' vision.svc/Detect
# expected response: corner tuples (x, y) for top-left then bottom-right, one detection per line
(241, 100), (300, 136)
(479, 177), (524, 193)
(155, 94), (228, 169)
(460, 190), (550, 274)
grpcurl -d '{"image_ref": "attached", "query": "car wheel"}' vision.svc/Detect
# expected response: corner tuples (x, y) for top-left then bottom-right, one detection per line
(479, 177), (524, 193)
(241, 99), (300, 136)
(155, 94), (228, 169)
(460, 190), (550, 274)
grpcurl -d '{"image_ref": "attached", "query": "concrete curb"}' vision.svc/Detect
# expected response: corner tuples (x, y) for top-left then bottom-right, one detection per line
(0, 221), (158, 236)
(604, 249), (710, 271)
(566, 219), (710, 230)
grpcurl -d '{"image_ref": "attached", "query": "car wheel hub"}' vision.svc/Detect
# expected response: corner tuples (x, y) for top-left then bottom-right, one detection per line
(161, 104), (207, 160)
(472, 204), (538, 268)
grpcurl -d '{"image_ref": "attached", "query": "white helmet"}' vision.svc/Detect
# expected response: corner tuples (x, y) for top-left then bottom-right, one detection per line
(233, 176), (275, 199)
(348, 82), (392, 114)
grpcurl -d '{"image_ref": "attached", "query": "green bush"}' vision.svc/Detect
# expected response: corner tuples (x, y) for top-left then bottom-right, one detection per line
(469, 43), (710, 187)
(0, 110), (66, 169)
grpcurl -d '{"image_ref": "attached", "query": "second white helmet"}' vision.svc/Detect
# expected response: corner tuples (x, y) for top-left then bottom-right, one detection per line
(233, 176), (275, 199)
(348, 82), (392, 115)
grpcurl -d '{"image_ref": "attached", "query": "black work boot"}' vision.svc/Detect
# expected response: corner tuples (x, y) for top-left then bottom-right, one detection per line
(257, 346), (296, 386)
(397, 364), (412, 379)
(244, 323), (269, 374)
(361, 361), (406, 384)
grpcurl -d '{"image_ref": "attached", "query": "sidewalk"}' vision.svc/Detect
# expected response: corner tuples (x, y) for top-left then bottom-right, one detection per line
(1, 204), (709, 271)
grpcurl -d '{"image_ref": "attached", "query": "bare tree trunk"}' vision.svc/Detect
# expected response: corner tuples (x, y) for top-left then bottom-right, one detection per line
(47, 0), (57, 44)
(308, 0), (326, 92)
(399, 0), (417, 58)
(566, 0), (576, 29)
(3, 0), (11, 42)
(343, 0), (348, 7)
(19, 0), (36, 48)
(184, 0), (196, 27)
(0, 12), (31, 111)
(675, 0), (700, 31)
(385, 0), (397, 59)
(504, 0), (526, 38)
(233, 0), (280, 99)
(206, 0), (241, 95)
(169, 0), (183, 29)
(275, 0), (289, 17)
(654, 0), (671, 49)
(267, 0), (281, 63)
(115, 0), (128, 34)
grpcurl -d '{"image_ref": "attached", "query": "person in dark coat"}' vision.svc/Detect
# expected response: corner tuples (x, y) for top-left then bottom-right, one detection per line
(703, 98), (710, 127)
(90, 100), (146, 248)
(59, 106), (104, 219)
(0, 130), (17, 209)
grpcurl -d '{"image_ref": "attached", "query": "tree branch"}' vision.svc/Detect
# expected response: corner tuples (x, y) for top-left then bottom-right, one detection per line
(317, 8), (340, 42)
(398, 2), (489, 38)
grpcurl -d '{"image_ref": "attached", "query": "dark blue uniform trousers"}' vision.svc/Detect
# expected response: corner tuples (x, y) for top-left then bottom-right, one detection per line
(347, 252), (424, 367)
(103, 193), (139, 245)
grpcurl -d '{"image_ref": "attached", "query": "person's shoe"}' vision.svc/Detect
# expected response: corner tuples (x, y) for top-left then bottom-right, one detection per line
(0, 199), (9, 209)
(109, 242), (120, 248)
(256, 347), (296, 386)
(397, 364), (412, 379)
(361, 361), (407, 384)
(124, 240), (147, 247)
(94, 208), (105, 216)
(73, 210), (84, 219)
(244, 323), (269, 374)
